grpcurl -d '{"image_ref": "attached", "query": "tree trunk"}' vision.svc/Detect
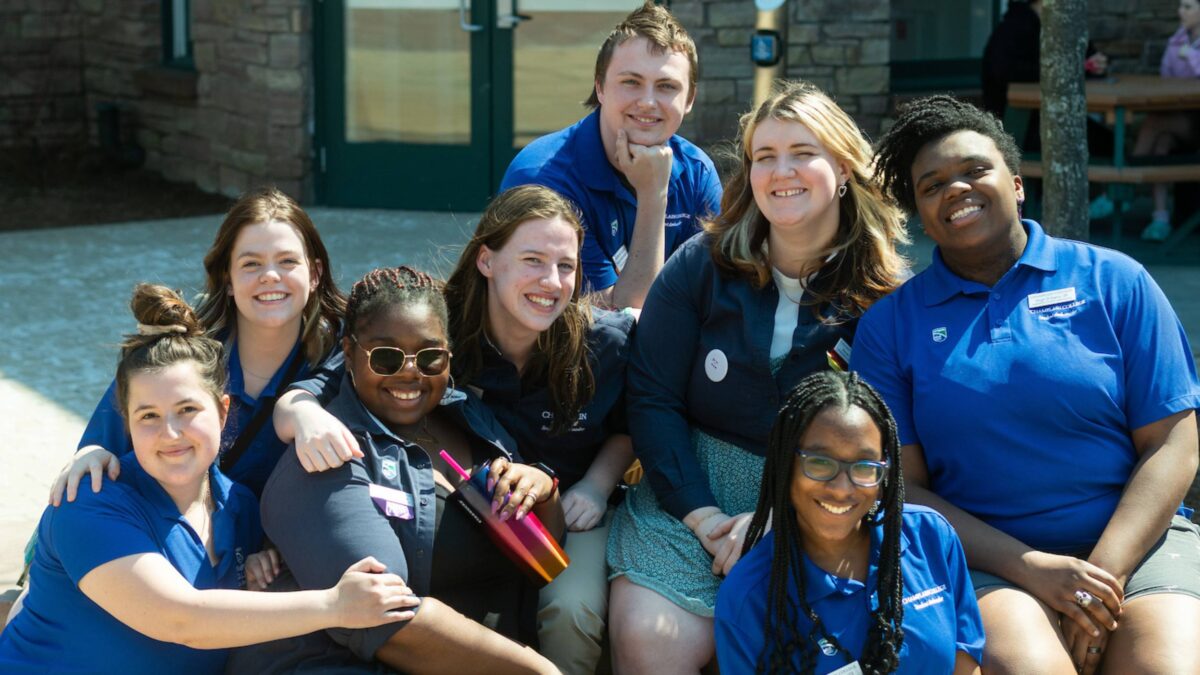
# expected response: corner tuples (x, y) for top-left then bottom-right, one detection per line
(1039, 0), (1090, 240)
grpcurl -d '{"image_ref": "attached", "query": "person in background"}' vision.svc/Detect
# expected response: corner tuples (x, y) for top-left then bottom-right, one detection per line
(861, 94), (1200, 675)
(0, 284), (415, 674)
(715, 371), (983, 675)
(500, 1), (722, 311)
(1135, 0), (1200, 241)
(605, 81), (909, 674)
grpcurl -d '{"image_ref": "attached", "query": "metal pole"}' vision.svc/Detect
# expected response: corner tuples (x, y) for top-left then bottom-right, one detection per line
(752, 0), (788, 108)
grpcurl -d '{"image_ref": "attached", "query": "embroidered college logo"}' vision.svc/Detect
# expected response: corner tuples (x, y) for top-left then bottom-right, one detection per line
(931, 327), (948, 343)
(382, 457), (398, 481)
(611, 219), (619, 237)
(817, 637), (838, 656)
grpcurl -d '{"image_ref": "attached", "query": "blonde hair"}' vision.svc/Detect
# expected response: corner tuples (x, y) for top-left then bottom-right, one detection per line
(706, 80), (909, 318)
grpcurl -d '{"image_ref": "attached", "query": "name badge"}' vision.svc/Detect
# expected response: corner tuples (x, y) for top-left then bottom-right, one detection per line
(613, 246), (629, 272)
(828, 662), (864, 675)
(1027, 287), (1076, 309)
(705, 349), (728, 382)
(369, 483), (415, 520)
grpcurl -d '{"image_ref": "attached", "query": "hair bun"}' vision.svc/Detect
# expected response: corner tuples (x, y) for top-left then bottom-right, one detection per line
(122, 284), (203, 352)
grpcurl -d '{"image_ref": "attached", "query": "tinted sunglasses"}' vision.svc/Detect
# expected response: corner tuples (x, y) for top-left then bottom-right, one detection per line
(795, 451), (889, 488)
(352, 337), (451, 377)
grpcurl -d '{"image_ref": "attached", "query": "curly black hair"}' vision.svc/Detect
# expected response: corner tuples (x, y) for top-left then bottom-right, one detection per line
(346, 266), (449, 343)
(873, 94), (1022, 215)
(742, 370), (905, 675)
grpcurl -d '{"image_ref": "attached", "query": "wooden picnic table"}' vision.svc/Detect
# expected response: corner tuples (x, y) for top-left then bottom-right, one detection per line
(1007, 74), (1200, 247)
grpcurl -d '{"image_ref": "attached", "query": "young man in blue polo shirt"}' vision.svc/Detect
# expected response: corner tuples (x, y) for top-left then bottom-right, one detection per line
(500, 2), (722, 310)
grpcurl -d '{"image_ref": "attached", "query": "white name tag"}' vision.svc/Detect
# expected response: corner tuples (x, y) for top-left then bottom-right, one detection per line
(613, 245), (629, 272)
(833, 338), (852, 364)
(828, 662), (864, 675)
(1027, 287), (1076, 309)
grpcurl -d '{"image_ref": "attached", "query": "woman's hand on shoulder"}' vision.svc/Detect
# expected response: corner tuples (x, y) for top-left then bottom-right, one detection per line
(49, 445), (120, 506)
(561, 479), (607, 532)
(708, 511), (755, 576)
(1019, 551), (1122, 638)
(327, 557), (420, 628)
(487, 458), (556, 522)
(293, 404), (362, 473)
(244, 547), (282, 591)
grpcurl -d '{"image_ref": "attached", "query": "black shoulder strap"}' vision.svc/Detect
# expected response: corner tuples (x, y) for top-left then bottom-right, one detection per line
(220, 352), (306, 473)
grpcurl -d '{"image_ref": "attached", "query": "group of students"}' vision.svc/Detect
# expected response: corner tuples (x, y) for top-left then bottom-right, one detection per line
(3, 2), (1200, 674)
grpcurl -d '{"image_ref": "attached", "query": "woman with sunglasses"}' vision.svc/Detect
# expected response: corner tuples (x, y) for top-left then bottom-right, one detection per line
(272, 186), (633, 675)
(50, 187), (345, 506)
(714, 371), (984, 675)
(0, 284), (417, 673)
(606, 81), (909, 673)
(858, 96), (1200, 674)
(231, 266), (561, 673)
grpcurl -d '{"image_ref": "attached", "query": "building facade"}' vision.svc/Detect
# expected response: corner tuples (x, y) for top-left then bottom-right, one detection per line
(0, 0), (1182, 210)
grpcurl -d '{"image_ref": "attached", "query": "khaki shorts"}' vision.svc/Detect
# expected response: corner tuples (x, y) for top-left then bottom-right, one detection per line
(969, 515), (1200, 602)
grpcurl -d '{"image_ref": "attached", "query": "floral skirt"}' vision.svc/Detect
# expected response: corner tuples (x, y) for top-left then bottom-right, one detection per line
(606, 429), (765, 617)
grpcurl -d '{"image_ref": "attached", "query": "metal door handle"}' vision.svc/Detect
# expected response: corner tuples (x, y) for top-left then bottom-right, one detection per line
(459, 0), (483, 31)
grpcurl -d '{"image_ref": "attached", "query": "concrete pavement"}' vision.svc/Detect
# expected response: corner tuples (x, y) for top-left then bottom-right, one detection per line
(2, 211), (1199, 587)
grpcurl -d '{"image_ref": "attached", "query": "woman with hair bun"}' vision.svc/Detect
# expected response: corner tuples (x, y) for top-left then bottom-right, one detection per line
(0, 284), (416, 674)
(715, 371), (983, 675)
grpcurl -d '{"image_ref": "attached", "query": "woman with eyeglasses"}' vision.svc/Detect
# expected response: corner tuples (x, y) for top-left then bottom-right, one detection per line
(858, 95), (1200, 674)
(605, 81), (910, 674)
(229, 266), (561, 674)
(0, 284), (417, 673)
(714, 371), (984, 675)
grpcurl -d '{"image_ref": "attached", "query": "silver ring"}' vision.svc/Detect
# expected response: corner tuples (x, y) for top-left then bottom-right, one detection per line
(524, 491), (538, 503)
(1074, 589), (1094, 608)
(1087, 646), (1102, 655)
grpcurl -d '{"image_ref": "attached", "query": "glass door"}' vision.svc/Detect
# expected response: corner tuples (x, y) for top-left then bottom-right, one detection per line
(316, 0), (642, 211)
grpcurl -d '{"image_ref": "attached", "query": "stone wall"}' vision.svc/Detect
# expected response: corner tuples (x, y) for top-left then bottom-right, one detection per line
(0, 0), (85, 149)
(72, 0), (312, 200)
(1089, 0), (1184, 72)
(673, 0), (892, 150)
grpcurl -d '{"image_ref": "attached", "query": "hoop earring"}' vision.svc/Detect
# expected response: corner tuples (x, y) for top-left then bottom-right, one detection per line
(837, 182), (848, 198)
(448, 373), (456, 392)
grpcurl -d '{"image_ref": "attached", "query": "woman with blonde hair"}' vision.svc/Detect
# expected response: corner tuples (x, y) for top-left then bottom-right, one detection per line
(606, 80), (909, 674)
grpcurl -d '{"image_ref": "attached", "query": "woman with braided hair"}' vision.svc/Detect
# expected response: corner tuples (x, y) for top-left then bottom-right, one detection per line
(0, 283), (417, 673)
(233, 266), (561, 674)
(856, 94), (1200, 674)
(714, 371), (983, 674)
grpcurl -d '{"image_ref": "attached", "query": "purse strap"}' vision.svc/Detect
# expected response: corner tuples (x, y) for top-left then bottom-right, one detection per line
(220, 352), (306, 473)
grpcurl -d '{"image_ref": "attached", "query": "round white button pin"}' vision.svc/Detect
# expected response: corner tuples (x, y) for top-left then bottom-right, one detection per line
(705, 349), (728, 382)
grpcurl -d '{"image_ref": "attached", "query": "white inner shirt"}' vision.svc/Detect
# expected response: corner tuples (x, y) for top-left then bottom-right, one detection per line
(770, 267), (807, 360)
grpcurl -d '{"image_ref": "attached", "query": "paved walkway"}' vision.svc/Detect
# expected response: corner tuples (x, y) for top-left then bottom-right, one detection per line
(2, 212), (1199, 587)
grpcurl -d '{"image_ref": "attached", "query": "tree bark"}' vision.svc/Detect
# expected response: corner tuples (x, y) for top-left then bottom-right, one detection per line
(1039, 0), (1090, 240)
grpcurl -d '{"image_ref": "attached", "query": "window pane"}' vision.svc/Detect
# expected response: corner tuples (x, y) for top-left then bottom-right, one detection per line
(512, 1), (643, 147)
(892, 0), (993, 61)
(345, 0), (471, 144)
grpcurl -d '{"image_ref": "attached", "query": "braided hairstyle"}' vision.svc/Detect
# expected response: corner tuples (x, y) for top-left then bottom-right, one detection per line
(742, 370), (906, 675)
(873, 95), (1022, 215)
(116, 283), (227, 418)
(346, 266), (450, 342)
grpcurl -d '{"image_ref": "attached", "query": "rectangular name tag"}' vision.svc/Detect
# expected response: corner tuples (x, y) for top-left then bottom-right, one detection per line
(828, 662), (864, 675)
(1027, 287), (1076, 309)
(612, 245), (629, 272)
(369, 483), (415, 520)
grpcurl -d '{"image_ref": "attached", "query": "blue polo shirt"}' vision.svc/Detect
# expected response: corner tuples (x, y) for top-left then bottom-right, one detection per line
(0, 455), (260, 674)
(500, 110), (723, 292)
(78, 335), (311, 497)
(465, 307), (634, 489)
(259, 375), (517, 662)
(629, 233), (858, 519)
(851, 221), (1200, 553)
(715, 505), (984, 674)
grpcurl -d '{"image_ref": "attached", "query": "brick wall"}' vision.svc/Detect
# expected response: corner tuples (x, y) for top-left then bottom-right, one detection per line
(1089, 0), (1182, 73)
(672, 0), (892, 150)
(0, 0), (85, 149)
(73, 0), (312, 199)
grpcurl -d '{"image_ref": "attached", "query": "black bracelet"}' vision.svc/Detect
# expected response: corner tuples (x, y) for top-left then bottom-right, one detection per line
(529, 462), (560, 499)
